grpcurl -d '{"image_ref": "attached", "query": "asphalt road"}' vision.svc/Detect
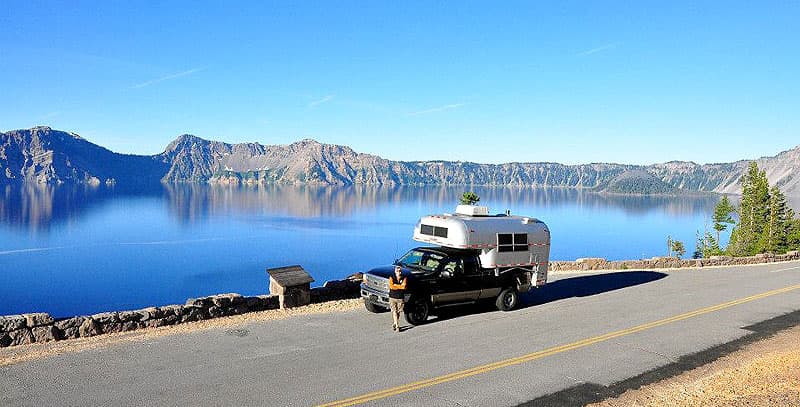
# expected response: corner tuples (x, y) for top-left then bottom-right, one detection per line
(3, 261), (800, 407)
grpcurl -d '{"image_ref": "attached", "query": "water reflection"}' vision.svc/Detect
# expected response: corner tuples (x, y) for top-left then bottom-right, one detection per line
(0, 183), (736, 232)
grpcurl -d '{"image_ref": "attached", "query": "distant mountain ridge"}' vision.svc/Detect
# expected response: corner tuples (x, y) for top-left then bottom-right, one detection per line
(1, 126), (799, 195)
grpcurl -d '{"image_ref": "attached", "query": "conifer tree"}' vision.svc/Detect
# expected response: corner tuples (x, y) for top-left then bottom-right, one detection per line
(459, 191), (480, 205)
(728, 162), (770, 256)
(712, 195), (735, 244)
(764, 185), (794, 253)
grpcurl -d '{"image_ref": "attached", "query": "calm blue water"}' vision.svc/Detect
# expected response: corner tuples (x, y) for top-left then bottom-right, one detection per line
(1, 184), (726, 317)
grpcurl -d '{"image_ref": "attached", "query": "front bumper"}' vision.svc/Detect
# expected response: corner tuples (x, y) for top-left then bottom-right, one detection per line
(361, 284), (391, 307)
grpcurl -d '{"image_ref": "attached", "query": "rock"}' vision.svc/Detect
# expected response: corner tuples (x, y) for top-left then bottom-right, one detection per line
(55, 316), (86, 331)
(787, 250), (799, 256)
(144, 314), (180, 329)
(91, 312), (119, 325)
(23, 313), (54, 327)
(185, 297), (213, 307)
(208, 306), (226, 318)
(245, 297), (262, 309)
(160, 305), (184, 318)
(210, 293), (243, 308)
(101, 322), (124, 334)
(0, 315), (26, 332)
(118, 311), (142, 323)
(79, 318), (101, 338)
(232, 306), (249, 315)
(138, 307), (163, 321)
(181, 306), (207, 323)
(262, 295), (280, 309)
(0, 332), (11, 347)
(9, 328), (35, 346)
(32, 325), (59, 343)
(120, 322), (139, 332)
(60, 327), (81, 340)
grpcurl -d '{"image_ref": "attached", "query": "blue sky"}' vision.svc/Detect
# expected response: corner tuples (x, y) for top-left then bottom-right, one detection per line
(1, 1), (798, 164)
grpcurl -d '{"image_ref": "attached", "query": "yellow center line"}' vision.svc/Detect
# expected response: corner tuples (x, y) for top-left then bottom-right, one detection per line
(318, 283), (800, 407)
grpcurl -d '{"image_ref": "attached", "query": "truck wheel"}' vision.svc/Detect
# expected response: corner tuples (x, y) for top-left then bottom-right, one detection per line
(364, 299), (387, 313)
(496, 288), (519, 311)
(404, 298), (430, 326)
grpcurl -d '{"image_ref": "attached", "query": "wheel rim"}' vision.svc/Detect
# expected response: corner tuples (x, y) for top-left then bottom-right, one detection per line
(411, 302), (428, 322)
(503, 292), (515, 308)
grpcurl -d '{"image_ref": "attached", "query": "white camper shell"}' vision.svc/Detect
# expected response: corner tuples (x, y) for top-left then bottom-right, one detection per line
(413, 205), (551, 287)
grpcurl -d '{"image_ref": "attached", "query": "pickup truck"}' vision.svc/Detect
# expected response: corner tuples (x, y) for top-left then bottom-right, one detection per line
(361, 205), (550, 325)
(361, 246), (533, 325)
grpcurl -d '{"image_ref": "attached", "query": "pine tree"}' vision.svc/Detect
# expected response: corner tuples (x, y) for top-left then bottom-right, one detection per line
(788, 219), (800, 250)
(670, 240), (686, 259)
(728, 162), (770, 256)
(459, 191), (480, 205)
(764, 185), (793, 253)
(712, 195), (735, 245)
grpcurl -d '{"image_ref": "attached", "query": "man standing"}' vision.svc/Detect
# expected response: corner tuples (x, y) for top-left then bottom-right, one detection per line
(388, 265), (407, 332)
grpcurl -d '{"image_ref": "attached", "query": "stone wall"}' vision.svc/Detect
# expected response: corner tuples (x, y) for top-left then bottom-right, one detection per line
(0, 274), (363, 349)
(549, 251), (800, 272)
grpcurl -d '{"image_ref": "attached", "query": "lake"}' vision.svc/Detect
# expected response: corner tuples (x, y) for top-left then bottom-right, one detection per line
(0, 184), (733, 317)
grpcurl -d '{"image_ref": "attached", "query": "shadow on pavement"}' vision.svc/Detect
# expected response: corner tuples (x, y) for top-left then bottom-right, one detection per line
(521, 271), (668, 307)
(431, 271), (668, 323)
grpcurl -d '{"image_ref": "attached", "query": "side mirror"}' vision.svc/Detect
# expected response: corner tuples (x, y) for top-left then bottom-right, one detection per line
(440, 270), (452, 278)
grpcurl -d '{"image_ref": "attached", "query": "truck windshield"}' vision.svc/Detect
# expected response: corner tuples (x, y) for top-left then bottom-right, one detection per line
(396, 250), (445, 273)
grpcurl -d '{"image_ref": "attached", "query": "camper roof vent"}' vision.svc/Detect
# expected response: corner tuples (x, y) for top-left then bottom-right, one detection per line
(455, 205), (490, 216)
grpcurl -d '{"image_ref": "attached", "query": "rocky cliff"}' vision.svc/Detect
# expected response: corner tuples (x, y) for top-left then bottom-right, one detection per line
(2, 127), (799, 195)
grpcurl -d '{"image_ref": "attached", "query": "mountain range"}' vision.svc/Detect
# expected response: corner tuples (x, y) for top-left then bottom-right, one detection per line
(2, 126), (799, 195)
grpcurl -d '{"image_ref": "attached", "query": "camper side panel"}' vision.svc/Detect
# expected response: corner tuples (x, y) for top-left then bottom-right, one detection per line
(413, 216), (469, 248)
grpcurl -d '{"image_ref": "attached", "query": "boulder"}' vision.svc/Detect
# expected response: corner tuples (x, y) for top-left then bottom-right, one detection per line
(137, 307), (163, 321)
(160, 305), (185, 318)
(9, 328), (35, 346)
(210, 293), (244, 308)
(55, 316), (86, 331)
(91, 312), (119, 325)
(118, 311), (142, 323)
(60, 327), (81, 340)
(32, 325), (59, 343)
(101, 322), (124, 334)
(0, 332), (11, 347)
(0, 315), (26, 332)
(181, 306), (207, 323)
(208, 306), (226, 318)
(79, 318), (101, 338)
(23, 313), (54, 327)
(120, 322), (139, 332)
(185, 297), (214, 308)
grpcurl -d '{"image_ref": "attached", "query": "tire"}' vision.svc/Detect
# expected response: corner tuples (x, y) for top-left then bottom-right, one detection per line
(404, 297), (430, 326)
(496, 287), (519, 311)
(364, 299), (387, 313)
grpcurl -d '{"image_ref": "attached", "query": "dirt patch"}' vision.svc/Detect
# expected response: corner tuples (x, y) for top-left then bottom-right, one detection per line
(0, 299), (362, 367)
(590, 325), (800, 407)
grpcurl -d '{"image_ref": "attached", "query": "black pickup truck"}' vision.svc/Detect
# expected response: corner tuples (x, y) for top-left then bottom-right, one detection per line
(361, 246), (530, 325)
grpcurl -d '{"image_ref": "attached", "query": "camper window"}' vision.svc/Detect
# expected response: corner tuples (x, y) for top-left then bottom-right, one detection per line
(420, 224), (448, 238)
(498, 233), (529, 252)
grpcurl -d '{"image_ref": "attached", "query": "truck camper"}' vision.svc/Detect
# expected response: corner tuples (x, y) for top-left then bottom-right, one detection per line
(361, 205), (551, 325)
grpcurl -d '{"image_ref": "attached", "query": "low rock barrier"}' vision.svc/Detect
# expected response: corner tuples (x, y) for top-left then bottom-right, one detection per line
(549, 251), (800, 272)
(0, 274), (363, 349)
